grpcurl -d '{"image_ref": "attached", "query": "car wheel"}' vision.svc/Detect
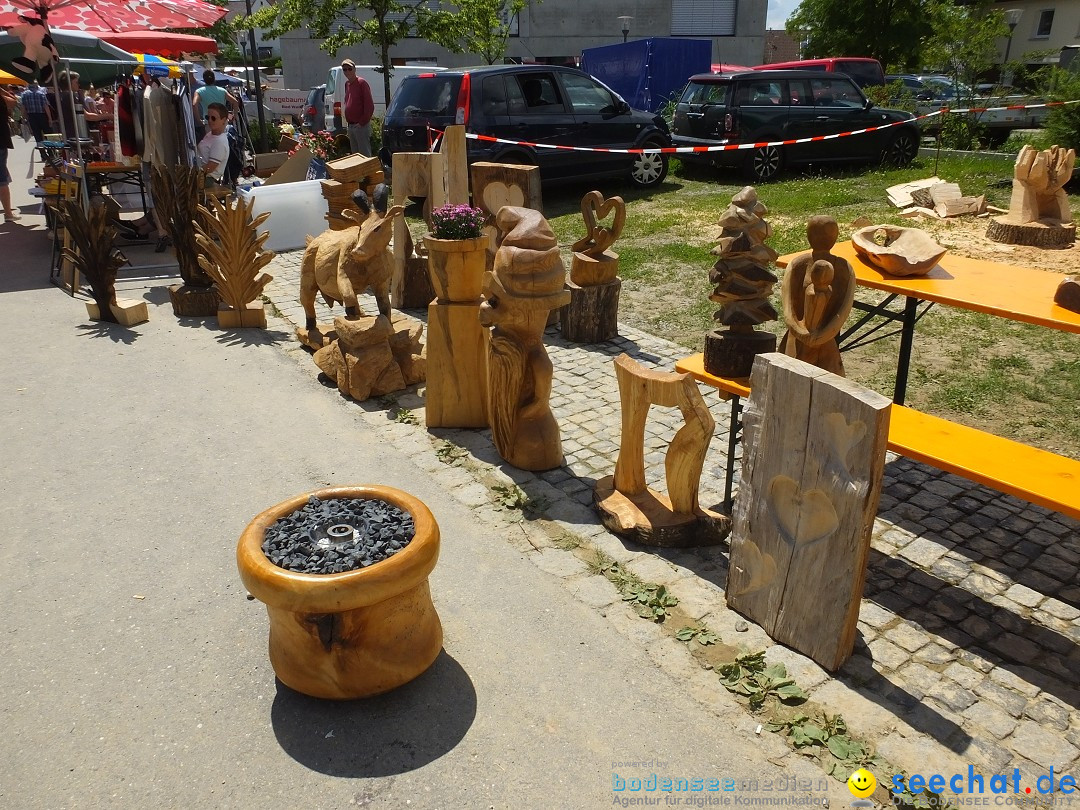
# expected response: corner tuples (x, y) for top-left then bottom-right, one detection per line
(629, 140), (669, 188)
(882, 130), (918, 168)
(744, 144), (783, 182)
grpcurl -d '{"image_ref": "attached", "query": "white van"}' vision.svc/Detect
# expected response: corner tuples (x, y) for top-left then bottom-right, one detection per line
(324, 64), (445, 131)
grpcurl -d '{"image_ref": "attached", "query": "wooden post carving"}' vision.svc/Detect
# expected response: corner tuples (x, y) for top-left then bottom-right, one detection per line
(703, 186), (778, 377)
(479, 207), (570, 471)
(778, 216), (855, 376)
(987, 145), (1076, 247)
(390, 151), (445, 309)
(562, 190), (625, 343)
(594, 354), (729, 546)
(726, 353), (890, 671)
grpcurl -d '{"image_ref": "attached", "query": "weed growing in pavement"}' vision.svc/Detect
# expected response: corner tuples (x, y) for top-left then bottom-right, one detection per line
(491, 484), (549, 518)
(717, 650), (808, 711)
(260, 294), (282, 319)
(622, 582), (679, 622)
(765, 711), (887, 783)
(552, 532), (582, 550)
(394, 408), (419, 425)
(675, 625), (720, 645)
(435, 440), (468, 466)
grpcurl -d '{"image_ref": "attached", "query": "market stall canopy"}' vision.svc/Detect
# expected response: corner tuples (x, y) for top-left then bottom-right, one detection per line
(99, 30), (217, 57)
(0, 28), (135, 84)
(0, 0), (226, 32)
(0, 66), (27, 84)
(132, 52), (182, 78)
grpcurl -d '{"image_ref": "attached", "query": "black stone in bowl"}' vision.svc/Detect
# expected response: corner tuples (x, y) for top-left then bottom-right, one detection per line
(262, 496), (415, 575)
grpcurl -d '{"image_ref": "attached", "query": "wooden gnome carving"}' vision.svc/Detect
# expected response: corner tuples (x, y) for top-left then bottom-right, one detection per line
(480, 207), (570, 471)
(297, 205), (403, 347)
(987, 145), (1077, 247)
(703, 186), (778, 377)
(778, 216), (855, 376)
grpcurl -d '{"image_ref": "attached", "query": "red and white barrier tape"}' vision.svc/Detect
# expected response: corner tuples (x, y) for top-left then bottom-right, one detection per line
(426, 98), (1080, 155)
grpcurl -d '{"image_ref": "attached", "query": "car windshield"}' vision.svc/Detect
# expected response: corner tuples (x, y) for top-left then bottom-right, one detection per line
(386, 75), (463, 119)
(681, 81), (729, 105)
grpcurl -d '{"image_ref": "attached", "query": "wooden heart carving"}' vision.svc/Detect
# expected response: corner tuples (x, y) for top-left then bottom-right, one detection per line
(572, 190), (626, 257)
(732, 538), (777, 597)
(767, 475), (838, 547)
(482, 181), (525, 216)
(825, 412), (866, 472)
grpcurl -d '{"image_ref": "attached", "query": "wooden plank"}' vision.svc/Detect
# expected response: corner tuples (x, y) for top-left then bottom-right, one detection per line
(727, 353), (891, 671)
(440, 125), (469, 205)
(470, 162), (543, 216)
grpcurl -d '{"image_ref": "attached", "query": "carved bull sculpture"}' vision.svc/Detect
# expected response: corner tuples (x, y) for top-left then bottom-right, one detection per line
(299, 205), (404, 330)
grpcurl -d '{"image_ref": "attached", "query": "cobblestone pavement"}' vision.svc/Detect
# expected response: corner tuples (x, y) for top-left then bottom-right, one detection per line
(264, 248), (1080, 787)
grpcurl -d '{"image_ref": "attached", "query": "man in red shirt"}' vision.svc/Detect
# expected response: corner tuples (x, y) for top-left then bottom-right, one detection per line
(341, 59), (374, 157)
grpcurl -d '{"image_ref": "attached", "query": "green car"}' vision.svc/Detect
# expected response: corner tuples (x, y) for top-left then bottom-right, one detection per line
(672, 70), (920, 182)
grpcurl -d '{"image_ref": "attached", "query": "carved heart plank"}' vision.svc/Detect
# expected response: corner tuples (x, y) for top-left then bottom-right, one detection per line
(731, 538), (777, 597)
(766, 474), (838, 547)
(824, 411), (866, 472)
(482, 181), (525, 215)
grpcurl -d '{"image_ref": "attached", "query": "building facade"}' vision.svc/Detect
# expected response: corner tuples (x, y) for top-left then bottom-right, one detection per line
(280, 0), (767, 92)
(992, 0), (1080, 67)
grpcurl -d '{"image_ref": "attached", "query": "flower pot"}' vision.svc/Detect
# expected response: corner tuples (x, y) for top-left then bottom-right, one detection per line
(236, 485), (442, 699)
(424, 235), (489, 303)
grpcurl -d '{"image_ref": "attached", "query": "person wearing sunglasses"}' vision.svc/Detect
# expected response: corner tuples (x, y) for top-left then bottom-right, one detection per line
(340, 59), (373, 157)
(197, 102), (230, 186)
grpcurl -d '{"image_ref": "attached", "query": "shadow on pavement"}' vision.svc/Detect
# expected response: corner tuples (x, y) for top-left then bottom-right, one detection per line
(76, 321), (140, 344)
(270, 650), (476, 777)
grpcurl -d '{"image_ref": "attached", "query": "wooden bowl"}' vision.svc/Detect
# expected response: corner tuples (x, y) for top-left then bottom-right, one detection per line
(237, 485), (442, 699)
(851, 225), (947, 277)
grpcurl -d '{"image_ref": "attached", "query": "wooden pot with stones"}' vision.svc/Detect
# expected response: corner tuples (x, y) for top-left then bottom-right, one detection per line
(236, 485), (442, 700)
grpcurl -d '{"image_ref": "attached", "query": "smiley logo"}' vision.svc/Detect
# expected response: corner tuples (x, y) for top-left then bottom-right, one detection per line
(848, 768), (877, 798)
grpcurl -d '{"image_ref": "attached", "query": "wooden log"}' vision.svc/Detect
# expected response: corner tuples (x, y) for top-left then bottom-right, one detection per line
(425, 300), (488, 428)
(986, 217), (1077, 247)
(726, 353), (891, 671)
(440, 125), (469, 205)
(168, 283), (221, 317)
(934, 194), (985, 218)
(594, 354), (729, 547)
(1054, 275), (1080, 313)
(560, 277), (621, 343)
(703, 328), (776, 378)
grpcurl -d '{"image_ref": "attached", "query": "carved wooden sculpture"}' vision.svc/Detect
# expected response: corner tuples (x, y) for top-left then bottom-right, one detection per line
(470, 161), (543, 272)
(58, 200), (148, 327)
(727, 353), (890, 671)
(987, 145), (1077, 247)
(296, 206), (403, 349)
(778, 216), (855, 376)
(703, 186), (779, 377)
(850, 225), (946, 277)
(562, 191), (625, 343)
(1056, 276), (1080, 314)
(151, 164), (220, 317)
(312, 311), (426, 402)
(595, 354), (729, 546)
(390, 151), (446, 309)
(195, 195), (275, 329)
(480, 207), (570, 471)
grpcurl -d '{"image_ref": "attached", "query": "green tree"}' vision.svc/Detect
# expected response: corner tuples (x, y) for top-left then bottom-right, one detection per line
(922, 0), (1008, 92)
(245, 0), (463, 108)
(785, 0), (933, 71)
(452, 0), (531, 65)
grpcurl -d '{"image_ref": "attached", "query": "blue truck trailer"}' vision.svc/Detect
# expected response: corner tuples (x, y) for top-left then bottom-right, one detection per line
(580, 38), (713, 113)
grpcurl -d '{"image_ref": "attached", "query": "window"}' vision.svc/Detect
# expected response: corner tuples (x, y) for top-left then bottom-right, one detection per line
(509, 73), (564, 113)
(810, 78), (864, 108)
(681, 81), (729, 105)
(671, 0), (737, 36)
(738, 80), (783, 106)
(561, 73), (614, 114)
(1035, 9), (1054, 37)
(482, 75), (508, 116)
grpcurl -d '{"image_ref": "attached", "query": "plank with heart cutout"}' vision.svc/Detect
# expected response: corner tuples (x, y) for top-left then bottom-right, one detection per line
(727, 352), (890, 671)
(470, 162), (543, 274)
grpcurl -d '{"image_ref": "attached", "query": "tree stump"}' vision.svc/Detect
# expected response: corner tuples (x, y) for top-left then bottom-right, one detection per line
(561, 278), (621, 343)
(704, 327), (776, 378)
(986, 217), (1076, 247)
(168, 284), (221, 317)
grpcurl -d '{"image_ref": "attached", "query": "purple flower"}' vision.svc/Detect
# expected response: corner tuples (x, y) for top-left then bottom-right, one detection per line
(430, 203), (487, 240)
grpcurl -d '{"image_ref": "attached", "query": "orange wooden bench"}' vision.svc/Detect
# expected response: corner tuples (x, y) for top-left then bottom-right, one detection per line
(675, 353), (1080, 521)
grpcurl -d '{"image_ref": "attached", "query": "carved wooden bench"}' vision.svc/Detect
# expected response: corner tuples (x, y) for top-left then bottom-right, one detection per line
(675, 353), (1080, 522)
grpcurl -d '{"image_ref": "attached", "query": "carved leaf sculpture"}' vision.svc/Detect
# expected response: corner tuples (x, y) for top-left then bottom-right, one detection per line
(57, 200), (126, 323)
(150, 164), (211, 287)
(194, 195), (275, 310)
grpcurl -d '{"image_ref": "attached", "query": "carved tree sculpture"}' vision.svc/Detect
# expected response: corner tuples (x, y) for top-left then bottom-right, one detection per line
(150, 164), (211, 287)
(594, 354), (729, 547)
(987, 145), (1077, 247)
(297, 206), (403, 348)
(703, 186), (779, 377)
(778, 216), (856, 376)
(57, 200), (130, 324)
(563, 191), (625, 343)
(195, 195), (275, 329)
(479, 207), (570, 471)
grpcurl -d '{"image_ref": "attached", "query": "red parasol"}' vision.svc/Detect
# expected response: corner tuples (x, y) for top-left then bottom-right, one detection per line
(99, 29), (218, 56)
(0, 0), (226, 32)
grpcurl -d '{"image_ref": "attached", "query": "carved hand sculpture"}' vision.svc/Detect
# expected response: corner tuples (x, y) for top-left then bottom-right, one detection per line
(1010, 144), (1076, 224)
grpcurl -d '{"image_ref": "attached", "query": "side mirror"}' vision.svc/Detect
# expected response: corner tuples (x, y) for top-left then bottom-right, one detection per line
(864, 98), (874, 111)
(617, 99), (631, 114)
